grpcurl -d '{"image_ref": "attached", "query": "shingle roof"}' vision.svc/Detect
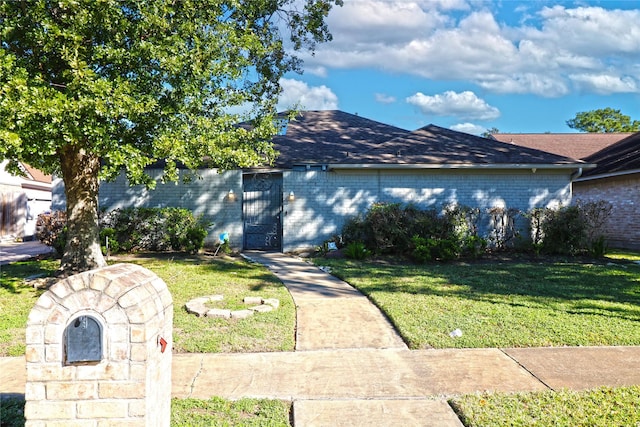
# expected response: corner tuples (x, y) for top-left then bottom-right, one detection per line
(272, 110), (409, 167)
(21, 163), (52, 183)
(341, 125), (583, 166)
(273, 112), (584, 168)
(491, 133), (632, 160)
(580, 132), (640, 178)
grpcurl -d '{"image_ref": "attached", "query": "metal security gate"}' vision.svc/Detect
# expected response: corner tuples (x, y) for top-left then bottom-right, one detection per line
(243, 173), (283, 250)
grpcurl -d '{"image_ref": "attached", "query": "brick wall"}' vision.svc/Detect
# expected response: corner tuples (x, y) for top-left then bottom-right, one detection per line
(573, 174), (640, 249)
(282, 168), (572, 251)
(25, 263), (173, 426)
(54, 169), (242, 248)
(55, 168), (573, 253)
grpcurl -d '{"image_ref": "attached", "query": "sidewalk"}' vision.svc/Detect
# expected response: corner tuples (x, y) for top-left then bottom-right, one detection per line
(2, 251), (640, 426)
(0, 241), (53, 265)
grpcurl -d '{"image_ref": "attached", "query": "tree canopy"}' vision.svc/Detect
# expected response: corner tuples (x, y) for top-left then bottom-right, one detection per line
(566, 108), (640, 133)
(0, 0), (341, 274)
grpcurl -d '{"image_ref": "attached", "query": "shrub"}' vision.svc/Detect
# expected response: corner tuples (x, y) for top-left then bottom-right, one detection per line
(366, 202), (408, 254)
(341, 214), (368, 244)
(540, 205), (587, 255)
(36, 211), (67, 256)
(100, 207), (210, 253)
(99, 227), (119, 255)
(410, 235), (459, 262)
(344, 241), (370, 260)
(487, 207), (521, 250)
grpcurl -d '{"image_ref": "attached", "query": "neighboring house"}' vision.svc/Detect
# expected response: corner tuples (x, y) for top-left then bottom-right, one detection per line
(574, 132), (640, 249)
(492, 132), (638, 249)
(0, 160), (53, 241)
(490, 133), (634, 160)
(53, 110), (589, 252)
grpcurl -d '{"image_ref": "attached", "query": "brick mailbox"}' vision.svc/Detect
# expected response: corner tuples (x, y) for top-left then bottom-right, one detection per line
(25, 263), (173, 426)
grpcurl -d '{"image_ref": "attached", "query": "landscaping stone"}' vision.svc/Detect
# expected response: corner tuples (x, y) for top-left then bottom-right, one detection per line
(243, 296), (263, 305)
(231, 310), (254, 319)
(185, 294), (278, 319)
(185, 302), (207, 317)
(206, 308), (232, 319)
(250, 304), (273, 313)
(264, 298), (280, 309)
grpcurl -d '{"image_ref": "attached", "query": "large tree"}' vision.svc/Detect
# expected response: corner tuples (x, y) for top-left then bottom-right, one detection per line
(566, 108), (640, 133)
(0, 0), (341, 274)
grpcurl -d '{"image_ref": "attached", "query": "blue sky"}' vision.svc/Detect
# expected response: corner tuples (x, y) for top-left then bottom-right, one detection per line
(276, 0), (640, 134)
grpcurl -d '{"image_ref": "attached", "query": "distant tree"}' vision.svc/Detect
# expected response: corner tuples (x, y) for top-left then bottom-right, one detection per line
(0, 0), (341, 275)
(566, 108), (640, 133)
(482, 127), (500, 138)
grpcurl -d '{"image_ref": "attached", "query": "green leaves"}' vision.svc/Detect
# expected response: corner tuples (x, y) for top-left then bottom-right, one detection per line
(566, 107), (640, 133)
(0, 0), (341, 180)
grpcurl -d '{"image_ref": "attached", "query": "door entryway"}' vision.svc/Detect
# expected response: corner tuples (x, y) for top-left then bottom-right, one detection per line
(242, 172), (283, 251)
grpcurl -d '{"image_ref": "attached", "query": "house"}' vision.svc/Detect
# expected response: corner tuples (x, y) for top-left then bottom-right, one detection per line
(0, 161), (53, 241)
(54, 110), (589, 252)
(492, 132), (638, 249)
(490, 132), (634, 160)
(574, 132), (640, 249)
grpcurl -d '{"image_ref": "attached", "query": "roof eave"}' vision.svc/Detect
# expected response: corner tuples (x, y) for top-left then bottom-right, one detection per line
(575, 168), (640, 182)
(327, 163), (593, 171)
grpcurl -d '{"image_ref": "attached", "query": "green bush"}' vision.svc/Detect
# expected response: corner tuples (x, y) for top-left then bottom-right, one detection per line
(366, 203), (409, 254)
(100, 207), (210, 253)
(99, 227), (119, 255)
(540, 205), (587, 255)
(536, 201), (613, 256)
(344, 241), (370, 260)
(410, 235), (459, 262)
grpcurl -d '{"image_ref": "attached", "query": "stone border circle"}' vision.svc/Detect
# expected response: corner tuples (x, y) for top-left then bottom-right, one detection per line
(185, 295), (280, 319)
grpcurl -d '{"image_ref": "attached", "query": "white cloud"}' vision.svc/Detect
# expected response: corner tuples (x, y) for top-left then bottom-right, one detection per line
(570, 73), (638, 94)
(375, 93), (396, 104)
(297, 2), (640, 97)
(406, 90), (500, 120)
(277, 78), (339, 111)
(450, 122), (486, 135)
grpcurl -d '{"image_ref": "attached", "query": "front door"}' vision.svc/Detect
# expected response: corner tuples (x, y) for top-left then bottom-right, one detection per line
(242, 173), (283, 251)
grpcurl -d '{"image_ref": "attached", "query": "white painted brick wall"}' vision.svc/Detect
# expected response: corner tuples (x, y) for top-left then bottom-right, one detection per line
(54, 169), (242, 249)
(54, 168), (572, 252)
(282, 169), (572, 251)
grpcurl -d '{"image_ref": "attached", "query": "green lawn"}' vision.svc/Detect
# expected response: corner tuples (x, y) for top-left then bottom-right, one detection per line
(0, 253), (296, 357)
(120, 254), (296, 353)
(0, 396), (291, 427)
(450, 386), (640, 426)
(3, 250), (640, 426)
(316, 255), (640, 349)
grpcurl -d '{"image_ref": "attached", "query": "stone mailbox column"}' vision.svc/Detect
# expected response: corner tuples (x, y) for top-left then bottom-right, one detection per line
(25, 263), (173, 426)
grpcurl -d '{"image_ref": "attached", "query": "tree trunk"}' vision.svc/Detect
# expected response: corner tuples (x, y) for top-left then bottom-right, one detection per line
(58, 145), (107, 275)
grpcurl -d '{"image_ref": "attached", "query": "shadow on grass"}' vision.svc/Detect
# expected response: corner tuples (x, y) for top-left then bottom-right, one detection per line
(323, 256), (640, 323)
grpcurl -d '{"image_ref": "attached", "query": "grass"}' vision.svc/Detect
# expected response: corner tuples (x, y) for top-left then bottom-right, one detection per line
(0, 253), (296, 356)
(3, 250), (640, 426)
(0, 260), (59, 356)
(316, 253), (640, 349)
(117, 253), (296, 353)
(450, 386), (640, 426)
(171, 397), (290, 426)
(0, 396), (291, 426)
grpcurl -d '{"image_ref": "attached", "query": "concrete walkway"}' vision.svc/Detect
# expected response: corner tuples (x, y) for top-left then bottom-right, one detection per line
(2, 248), (640, 426)
(0, 240), (53, 265)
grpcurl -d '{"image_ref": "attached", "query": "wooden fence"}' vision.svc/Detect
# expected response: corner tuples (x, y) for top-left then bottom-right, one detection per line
(0, 191), (27, 240)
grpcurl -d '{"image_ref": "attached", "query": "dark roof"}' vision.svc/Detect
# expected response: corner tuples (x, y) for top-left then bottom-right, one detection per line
(272, 110), (409, 167)
(340, 125), (583, 166)
(491, 133), (632, 160)
(580, 131), (640, 178)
